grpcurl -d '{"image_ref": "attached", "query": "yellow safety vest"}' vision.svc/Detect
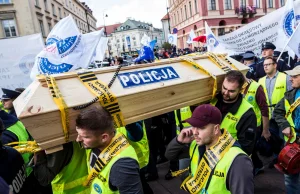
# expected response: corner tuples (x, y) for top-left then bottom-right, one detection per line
(244, 81), (262, 127)
(189, 141), (246, 194)
(7, 121), (32, 176)
(86, 141), (138, 194)
(117, 122), (149, 169)
(174, 106), (192, 135)
(211, 98), (253, 139)
(283, 99), (297, 143)
(51, 142), (90, 194)
(259, 72), (287, 117)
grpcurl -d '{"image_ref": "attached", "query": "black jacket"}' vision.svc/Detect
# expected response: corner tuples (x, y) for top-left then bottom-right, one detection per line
(214, 93), (257, 155)
(274, 89), (299, 133)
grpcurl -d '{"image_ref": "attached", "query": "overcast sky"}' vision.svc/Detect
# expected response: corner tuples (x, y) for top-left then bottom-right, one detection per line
(81, 0), (168, 29)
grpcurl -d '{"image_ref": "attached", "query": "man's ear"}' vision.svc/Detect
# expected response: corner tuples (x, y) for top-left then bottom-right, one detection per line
(214, 124), (220, 135)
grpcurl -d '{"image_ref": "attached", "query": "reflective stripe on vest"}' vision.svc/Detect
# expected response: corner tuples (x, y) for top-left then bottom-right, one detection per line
(175, 107), (192, 135)
(284, 99), (297, 143)
(211, 98), (253, 139)
(189, 141), (246, 194)
(86, 140), (138, 194)
(7, 121), (32, 176)
(244, 81), (262, 127)
(117, 122), (150, 169)
(259, 72), (287, 117)
(51, 142), (90, 194)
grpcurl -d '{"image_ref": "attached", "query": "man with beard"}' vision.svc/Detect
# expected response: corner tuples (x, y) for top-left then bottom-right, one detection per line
(165, 104), (254, 194)
(210, 70), (257, 155)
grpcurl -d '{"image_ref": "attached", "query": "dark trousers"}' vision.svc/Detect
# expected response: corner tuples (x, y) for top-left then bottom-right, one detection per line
(140, 167), (154, 194)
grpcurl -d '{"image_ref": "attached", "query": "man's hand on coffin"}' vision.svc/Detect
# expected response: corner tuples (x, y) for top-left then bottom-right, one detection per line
(177, 128), (194, 144)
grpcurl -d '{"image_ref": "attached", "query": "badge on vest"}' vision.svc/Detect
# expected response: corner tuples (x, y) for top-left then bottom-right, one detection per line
(226, 115), (238, 122)
(93, 183), (102, 194)
(248, 96), (254, 102)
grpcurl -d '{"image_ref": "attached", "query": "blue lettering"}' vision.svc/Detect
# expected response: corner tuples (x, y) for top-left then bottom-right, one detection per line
(151, 71), (161, 80)
(138, 72), (150, 83)
(130, 74), (140, 84)
(119, 75), (130, 86)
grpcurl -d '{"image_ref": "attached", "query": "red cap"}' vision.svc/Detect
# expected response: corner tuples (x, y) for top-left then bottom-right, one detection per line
(185, 104), (222, 128)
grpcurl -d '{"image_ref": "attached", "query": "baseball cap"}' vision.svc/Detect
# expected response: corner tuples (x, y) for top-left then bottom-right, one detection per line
(185, 104), (222, 128)
(285, 65), (300, 76)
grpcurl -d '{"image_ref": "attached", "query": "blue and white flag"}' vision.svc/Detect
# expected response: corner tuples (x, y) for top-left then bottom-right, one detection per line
(288, 23), (300, 57)
(31, 15), (103, 79)
(186, 29), (196, 44)
(168, 34), (177, 46)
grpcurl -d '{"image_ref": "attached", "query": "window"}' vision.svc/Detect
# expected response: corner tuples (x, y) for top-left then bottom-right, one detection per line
(44, 0), (48, 11)
(64, 12), (66, 17)
(189, 1), (192, 16)
(52, 4), (55, 15)
(0, 0), (11, 4)
(194, 0), (198, 13)
(35, 0), (39, 6)
(268, 0), (273, 8)
(48, 22), (52, 32)
(240, 0), (246, 6)
(225, 0), (232, 9)
(69, 1), (71, 10)
(256, 0), (260, 8)
(181, 8), (183, 20)
(2, 19), (17, 37)
(280, 0), (285, 7)
(39, 20), (45, 37)
(65, 0), (68, 7)
(184, 5), (188, 19)
(174, 14), (176, 24)
(58, 8), (61, 18)
(177, 11), (180, 23)
(208, 0), (216, 10)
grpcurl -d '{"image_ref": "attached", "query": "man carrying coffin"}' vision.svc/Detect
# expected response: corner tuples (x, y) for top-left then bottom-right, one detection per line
(165, 104), (254, 194)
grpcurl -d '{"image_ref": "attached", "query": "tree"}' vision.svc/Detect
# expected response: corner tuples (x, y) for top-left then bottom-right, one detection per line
(162, 42), (172, 50)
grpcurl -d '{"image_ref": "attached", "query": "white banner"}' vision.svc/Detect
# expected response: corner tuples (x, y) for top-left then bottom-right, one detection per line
(0, 33), (44, 96)
(217, 0), (300, 55)
(187, 29), (196, 44)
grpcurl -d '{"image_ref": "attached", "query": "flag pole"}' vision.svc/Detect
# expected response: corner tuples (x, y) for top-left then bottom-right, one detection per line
(277, 23), (300, 62)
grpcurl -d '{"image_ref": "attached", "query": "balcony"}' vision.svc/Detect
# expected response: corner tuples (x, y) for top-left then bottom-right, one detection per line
(235, 5), (257, 18)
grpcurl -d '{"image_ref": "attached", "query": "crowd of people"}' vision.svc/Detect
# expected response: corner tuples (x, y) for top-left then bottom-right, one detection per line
(0, 41), (300, 194)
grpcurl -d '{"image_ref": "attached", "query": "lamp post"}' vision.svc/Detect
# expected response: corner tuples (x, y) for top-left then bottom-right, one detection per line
(103, 12), (110, 57)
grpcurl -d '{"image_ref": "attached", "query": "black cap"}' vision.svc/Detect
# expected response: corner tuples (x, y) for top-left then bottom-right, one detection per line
(230, 54), (243, 62)
(1, 88), (21, 100)
(243, 51), (255, 60)
(273, 51), (281, 57)
(262, 42), (276, 50)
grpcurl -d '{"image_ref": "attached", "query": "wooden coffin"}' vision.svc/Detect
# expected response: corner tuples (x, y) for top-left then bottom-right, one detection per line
(14, 54), (248, 152)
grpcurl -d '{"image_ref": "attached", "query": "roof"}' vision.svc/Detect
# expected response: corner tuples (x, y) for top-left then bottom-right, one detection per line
(161, 14), (169, 21)
(97, 23), (122, 35)
(114, 19), (162, 32)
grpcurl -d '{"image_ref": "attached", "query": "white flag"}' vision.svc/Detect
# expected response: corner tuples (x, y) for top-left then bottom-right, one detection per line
(141, 34), (151, 46)
(92, 37), (108, 62)
(31, 15), (103, 79)
(288, 23), (300, 57)
(187, 29), (196, 44)
(168, 34), (177, 46)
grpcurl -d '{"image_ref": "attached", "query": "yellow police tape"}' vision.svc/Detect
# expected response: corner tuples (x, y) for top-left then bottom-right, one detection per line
(206, 52), (238, 72)
(179, 56), (217, 98)
(180, 129), (235, 194)
(77, 71), (125, 128)
(5, 141), (41, 153)
(83, 133), (130, 187)
(286, 97), (300, 119)
(45, 75), (70, 142)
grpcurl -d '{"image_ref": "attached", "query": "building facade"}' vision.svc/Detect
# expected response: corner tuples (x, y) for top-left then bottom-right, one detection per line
(161, 14), (170, 42)
(99, 19), (164, 57)
(0, 0), (97, 40)
(168, 0), (288, 48)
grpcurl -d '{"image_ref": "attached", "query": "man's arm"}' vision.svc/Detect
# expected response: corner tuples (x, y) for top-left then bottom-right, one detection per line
(1, 130), (18, 144)
(165, 137), (190, 161)
(236, 109), (257, 155)
(125, 121), (143, 142)
(33, 142), (73, 186)
(109, 158), (143, 194)
(256, 86), (271, 140)
(226, 154), (254, 194)
(274, 98), (291, 131)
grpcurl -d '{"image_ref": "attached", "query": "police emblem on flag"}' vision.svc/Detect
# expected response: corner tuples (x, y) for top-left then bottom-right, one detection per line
(207, 34), (219, 47)
(283, 10), (295, 37)
(37, 57), (73, 74)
